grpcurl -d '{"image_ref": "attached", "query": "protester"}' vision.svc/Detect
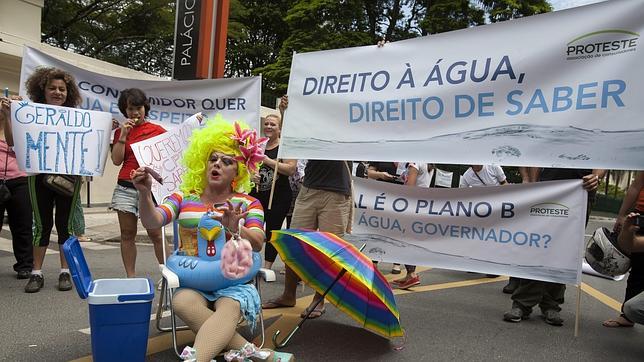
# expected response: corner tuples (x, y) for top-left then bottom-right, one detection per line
(250, 110), (296, 270)
(368, 161), (403, 274)
(391, 162), (432, 289)
(603, 171), (644, 328)
(459, 164), (507, 188)
(133, 118), (293, 362)
(0, 109), (32, 280)
(504, 167), (604, 326)
(0, 67), (83, 292)
(110, 88), (166, 277)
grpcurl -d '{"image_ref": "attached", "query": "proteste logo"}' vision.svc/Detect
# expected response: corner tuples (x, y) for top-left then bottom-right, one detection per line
(529, 202), (570, 218)
(566, 30), (639, 61)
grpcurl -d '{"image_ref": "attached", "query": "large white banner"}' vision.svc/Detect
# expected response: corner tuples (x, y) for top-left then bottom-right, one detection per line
(346, 178), (587, 285)
(130, 114), (202, 201)
(281, 0), (644, 170)
(10, 101), (112, 176)
(20, 46), (261, 131)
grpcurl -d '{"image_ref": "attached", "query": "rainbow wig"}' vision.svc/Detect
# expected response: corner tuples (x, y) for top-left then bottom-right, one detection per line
(180, 115), (254, 195)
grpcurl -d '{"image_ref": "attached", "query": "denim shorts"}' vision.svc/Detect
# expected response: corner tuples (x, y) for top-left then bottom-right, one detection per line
(110, 184), (139, 216)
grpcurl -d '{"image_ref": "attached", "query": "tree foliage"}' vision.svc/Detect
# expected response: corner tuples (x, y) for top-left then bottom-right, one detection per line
(41, 0), (552, 102)
(42, 0), (175, 77)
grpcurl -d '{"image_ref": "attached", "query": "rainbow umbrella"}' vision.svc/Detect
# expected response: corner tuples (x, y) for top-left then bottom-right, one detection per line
(270, 229), (403, 347)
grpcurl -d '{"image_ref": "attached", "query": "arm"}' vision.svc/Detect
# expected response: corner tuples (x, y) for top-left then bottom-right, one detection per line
(581, 168), (605, 192)
(262, 157), (297, 176)
(131, 167), (166, 229)
(618, 213), (644, 254)
(240, 226), (265, 252)
(1, 95), (23, 146)
(367, 165), (395, 181)
(111, 120), (134, 166)
(405, 165), (418, 186)
(614, 171), (644, 232)
(278, 95), (288, 120)
(496, 165), (508, 185)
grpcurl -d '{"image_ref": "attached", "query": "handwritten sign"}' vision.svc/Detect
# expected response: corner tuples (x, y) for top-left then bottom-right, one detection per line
(10, 101), (112, 176)
(131, 113), (202, 201)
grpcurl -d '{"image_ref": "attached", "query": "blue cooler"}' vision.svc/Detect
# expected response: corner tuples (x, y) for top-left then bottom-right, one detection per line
(62, 237), (154, 362)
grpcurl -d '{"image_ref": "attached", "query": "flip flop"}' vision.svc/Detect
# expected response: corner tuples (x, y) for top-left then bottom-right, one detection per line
(262, 300), (295, 309)
(301, 305), (326, 319)
(602, 317), (634, 328)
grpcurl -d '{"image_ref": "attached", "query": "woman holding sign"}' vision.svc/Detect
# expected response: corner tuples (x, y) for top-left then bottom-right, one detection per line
(110, 88), (166, 277)
(250, 111), (297, 271)
(1, 67), (83, 293)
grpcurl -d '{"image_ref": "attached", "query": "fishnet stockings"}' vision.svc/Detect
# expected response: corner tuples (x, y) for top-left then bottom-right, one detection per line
(173, 289), (249, 362)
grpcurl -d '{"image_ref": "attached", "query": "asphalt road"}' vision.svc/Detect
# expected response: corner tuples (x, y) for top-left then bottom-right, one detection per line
(1, 214), (642, 361)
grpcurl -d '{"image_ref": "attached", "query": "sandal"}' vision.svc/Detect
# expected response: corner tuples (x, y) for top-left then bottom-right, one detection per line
(262, 299), (295, 309)
(602, 316), (634, 328)
(224, 342), (295, 362)
(300, 305), (326, 319)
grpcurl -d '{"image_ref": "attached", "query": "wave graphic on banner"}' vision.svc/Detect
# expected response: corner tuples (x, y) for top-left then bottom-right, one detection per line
(282, 124), (644, 167)
(345, 232), (579, 284)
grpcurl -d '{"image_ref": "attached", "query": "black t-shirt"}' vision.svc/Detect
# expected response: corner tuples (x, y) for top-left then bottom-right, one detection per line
(303, 160), (351, 195)
(369, 161), (403, 184)
(250, 146), (292, 208)
(539, 168), (592, 181)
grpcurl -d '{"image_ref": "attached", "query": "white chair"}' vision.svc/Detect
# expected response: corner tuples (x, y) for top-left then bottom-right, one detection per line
(155, 220), (267, 358)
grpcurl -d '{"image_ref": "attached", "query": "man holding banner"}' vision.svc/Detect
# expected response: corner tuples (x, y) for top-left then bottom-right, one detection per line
(504, 167), (604, 326)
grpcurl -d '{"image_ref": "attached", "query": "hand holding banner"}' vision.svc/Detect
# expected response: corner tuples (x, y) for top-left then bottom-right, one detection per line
(10, 101), (112, 176)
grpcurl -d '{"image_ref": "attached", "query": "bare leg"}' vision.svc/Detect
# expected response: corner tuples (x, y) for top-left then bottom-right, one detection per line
(32, 246), (47, 270)
(117, 211), (138, 277)
(145, 227), (166, 265)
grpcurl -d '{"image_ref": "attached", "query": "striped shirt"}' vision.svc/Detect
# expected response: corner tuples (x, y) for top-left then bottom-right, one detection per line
(157, 192), (264, 256)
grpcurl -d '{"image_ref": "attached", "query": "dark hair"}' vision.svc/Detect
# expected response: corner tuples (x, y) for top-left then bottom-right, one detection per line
(118, 88), (150, 118)
(25, 67), (81, 107)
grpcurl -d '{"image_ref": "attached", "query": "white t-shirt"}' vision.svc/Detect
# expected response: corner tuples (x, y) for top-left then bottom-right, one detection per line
(459, 165), (506, 188)
(404, 162), (432, 188)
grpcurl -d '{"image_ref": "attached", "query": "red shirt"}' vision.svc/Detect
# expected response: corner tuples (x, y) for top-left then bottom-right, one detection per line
(113, 121), (166, 181)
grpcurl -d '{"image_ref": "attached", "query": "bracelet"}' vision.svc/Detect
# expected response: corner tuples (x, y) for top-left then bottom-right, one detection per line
(117, 140), (126, 144)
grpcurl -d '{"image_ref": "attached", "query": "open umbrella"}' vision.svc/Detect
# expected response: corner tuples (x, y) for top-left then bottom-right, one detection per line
(270, 229), (403, 347)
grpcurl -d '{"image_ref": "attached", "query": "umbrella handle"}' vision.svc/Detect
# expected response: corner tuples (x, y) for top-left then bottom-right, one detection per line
(272, 325), (300, 349)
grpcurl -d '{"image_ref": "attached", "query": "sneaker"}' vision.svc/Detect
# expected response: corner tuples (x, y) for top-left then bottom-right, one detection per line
(58, 272), (73, 291)
(503, 307), (529, 323)
(391, 264), (402, 274)
(25, 274), (44, 293)
(396, 275), (420, 289)
(16, 270), (31, 280)
(543, 309), (564, 326)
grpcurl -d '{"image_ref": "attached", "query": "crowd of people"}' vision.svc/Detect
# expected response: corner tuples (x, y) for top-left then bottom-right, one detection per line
(1, 66), (642, 361)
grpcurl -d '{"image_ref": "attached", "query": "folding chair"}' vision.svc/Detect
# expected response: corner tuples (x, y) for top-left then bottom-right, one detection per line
(155, 220), (267, 358)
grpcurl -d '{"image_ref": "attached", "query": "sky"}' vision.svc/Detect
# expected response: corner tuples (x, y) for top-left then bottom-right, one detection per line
(549, 0), (605, 11)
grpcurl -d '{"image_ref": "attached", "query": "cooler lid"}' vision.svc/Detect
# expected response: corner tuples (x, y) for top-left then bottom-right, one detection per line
(61, 236), (93, 299)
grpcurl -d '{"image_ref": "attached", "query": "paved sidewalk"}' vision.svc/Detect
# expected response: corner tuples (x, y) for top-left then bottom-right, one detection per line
(81, 205), (175, 244)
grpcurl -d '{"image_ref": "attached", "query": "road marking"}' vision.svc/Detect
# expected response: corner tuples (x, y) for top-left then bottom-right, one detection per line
(80, 242), (118, 250)
(581, 282), (622, 312)
(72, 272), (625, 359)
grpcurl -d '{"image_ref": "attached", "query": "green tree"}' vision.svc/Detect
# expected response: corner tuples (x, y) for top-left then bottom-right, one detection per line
(42, 0), (175, 77)
(226, 0), (295, 105)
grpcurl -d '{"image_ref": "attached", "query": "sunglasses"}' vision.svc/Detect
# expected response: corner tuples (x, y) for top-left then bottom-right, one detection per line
(209, 153), (236, 166)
